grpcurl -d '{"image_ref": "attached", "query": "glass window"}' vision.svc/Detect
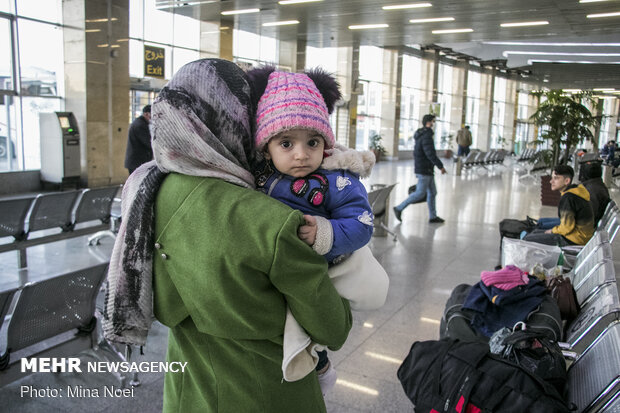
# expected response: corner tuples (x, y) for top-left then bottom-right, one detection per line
(144, 0), (173, 45)
(306, 46), (338, 73)
(0, 17), (14, 91)
(359, 46), (383, 81)
(173, 47), (199, 75)
(0, 0), (13, 13)
(15, 0), (62, 24)
(0, 95), (19, 172)
(491, 76), (507, 149)
(173, 13), (199, 50)
(129, 0), (144, 39)
(399, 54), (423, 150)
(129, 39), (144, 78)
(18, 19), (64, 98)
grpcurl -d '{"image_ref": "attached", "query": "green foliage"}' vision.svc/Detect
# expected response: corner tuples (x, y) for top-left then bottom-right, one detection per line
(530, 90), (598, 167)
(440, 133), (454, 150)
(369, 133), (387, 156)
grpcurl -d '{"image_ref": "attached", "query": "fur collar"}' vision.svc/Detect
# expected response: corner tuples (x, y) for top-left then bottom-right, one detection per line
(321, 143), (375, 178)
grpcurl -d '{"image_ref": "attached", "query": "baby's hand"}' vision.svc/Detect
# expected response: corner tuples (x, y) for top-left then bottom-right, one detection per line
(298, 215), (318, 246)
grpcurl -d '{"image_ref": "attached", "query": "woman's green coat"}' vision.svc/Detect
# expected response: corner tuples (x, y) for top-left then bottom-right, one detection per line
(153, 173), (353, 412)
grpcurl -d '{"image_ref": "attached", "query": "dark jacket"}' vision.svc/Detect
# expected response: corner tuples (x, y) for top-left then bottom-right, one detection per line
(124, 115), (153, 172)
(551, 184), (594, 245)
(582, 178), (610, 226)
(462, 276), (547, 337)
(414, 127), (444, 175)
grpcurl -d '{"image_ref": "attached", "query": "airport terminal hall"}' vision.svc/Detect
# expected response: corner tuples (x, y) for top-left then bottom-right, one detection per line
(3, 0), (620, 412)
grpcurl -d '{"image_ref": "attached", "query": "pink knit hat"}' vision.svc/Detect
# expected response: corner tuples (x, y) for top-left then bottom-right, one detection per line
(254, 71), (335, 151)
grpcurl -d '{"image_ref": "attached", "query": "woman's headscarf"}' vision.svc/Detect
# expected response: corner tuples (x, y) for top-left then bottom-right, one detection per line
(103, 58), (256, 346)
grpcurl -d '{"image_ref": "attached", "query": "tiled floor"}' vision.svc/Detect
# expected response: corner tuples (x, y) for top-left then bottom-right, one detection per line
(0, 159), (613, 412)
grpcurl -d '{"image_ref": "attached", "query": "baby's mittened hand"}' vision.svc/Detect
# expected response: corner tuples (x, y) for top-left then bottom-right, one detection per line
(298, 215), (318, 246)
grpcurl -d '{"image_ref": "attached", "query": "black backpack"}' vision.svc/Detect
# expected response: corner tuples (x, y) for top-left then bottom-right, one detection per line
(499, 217), (538, 239)
(397, 339), (573, 413)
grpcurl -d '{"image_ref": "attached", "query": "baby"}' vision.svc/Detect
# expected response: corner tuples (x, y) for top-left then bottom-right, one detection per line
(250, 67), (387, 396)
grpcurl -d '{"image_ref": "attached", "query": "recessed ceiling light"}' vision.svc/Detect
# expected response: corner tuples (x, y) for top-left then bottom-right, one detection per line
(587, 11), (620, 18)
(432, 28), (473, 34)
(563, 89), (582, 93)
(409, 17), (454, 23)
(262, 20), (300, 26)
(484, 41), (620, 46)
(348, 23), (389, 30)
(382, 2), (432, 10)
(580, 0), (611, 3)
(279, 0), (322, 4)
(593, 88), (615, 91)
(221, 8), (260, 15)
(85, 29), (101, 33)
(500, 21), (549, 27)
(85, 18), (118, 23)
(504, 51), (620, 56)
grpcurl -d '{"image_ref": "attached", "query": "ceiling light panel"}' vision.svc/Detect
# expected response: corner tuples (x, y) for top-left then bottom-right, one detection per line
(500, 21), (549, 27)
(580, 0), (611, 3)
(587, 11), (620, 18)
(432, 28), (473, 34)
(348, 23), (389, 30)
(278, 0), (322, 4)
(410, 17), (454, 23)
(382, 2), (432, 10)
(262, 20), (300, 26)
(221, 8), (260, 15)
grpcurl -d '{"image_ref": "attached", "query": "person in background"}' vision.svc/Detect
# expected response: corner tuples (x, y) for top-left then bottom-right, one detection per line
(455, 125), (472, 157)
(601, 140), (618, 167)
(393, 114), (447, 224)
(524, 165), (594, 246)
(580, 161), (610, 227)
(124, 104), (153, 174)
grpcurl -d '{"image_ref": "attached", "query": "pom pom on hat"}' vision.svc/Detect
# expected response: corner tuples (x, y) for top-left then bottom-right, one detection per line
(252, 69), (340, 151)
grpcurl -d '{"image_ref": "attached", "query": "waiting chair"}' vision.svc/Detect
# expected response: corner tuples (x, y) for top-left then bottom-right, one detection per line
(0, 263), (108, 386)
(566, 322), (620, 413)
(368, 183), (398, 242)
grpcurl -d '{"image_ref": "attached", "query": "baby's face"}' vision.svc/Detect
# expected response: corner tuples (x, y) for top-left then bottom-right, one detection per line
(266, 129), (325, 177)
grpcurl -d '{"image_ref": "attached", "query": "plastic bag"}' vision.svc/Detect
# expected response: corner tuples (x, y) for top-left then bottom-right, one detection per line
(501, 238), (562, 272)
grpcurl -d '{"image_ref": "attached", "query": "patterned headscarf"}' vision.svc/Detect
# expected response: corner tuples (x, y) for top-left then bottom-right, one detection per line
(103, 58), (256, 346)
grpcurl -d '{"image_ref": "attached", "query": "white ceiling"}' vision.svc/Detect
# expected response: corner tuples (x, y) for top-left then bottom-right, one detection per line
(158, 0), (620, 89)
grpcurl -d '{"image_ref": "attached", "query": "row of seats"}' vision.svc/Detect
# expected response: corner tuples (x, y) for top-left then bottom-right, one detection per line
(461, 149), (507, 171)
(0, 185), (121, 268)
(0, 264), (123, 386)
(503, 201), (620, 412)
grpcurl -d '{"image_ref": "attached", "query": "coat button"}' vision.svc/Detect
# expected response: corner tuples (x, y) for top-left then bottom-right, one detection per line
(154, 242), (161, 249)
(161, 253), (168, 260)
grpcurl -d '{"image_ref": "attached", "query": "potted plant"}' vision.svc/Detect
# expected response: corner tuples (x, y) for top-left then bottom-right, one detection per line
(440, 133), (454, 159)
(530, 90), (598, 206)
(369, 133), (387, 162)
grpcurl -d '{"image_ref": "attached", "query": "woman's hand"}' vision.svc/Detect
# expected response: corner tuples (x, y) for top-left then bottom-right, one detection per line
(298, 214), (318, 246)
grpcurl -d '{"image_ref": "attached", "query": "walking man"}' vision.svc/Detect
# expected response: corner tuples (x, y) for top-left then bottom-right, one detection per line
(456, 125), (472, 157)
(393, 114), (447, 223)
(124, 104), (153, 174)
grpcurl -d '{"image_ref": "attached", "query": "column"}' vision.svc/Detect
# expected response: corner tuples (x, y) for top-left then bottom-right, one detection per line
(503, 78), (517, 151)
(295, 38), (306, 72)
(380, 48), (399, 159)
(278, 38), (297, 72)
(450, 63), (466, 135)
(476, 72), (492, 151)
(486, 68), (496, 150)
(64, 0), (130, 187)
(347, 41), (360, 149)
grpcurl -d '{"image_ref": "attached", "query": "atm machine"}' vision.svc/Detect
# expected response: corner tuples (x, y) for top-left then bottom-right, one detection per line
(39, 112), (81, 187)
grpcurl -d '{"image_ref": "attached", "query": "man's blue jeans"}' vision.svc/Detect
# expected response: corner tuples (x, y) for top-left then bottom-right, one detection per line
(457, 145), (470, 157)
(394, 174), (437, 219)
(537, 217), (560, 230)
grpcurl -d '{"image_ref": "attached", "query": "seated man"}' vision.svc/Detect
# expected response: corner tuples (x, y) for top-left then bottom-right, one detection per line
(580, 162), (610, 227)
(524, 165), (594, 246)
